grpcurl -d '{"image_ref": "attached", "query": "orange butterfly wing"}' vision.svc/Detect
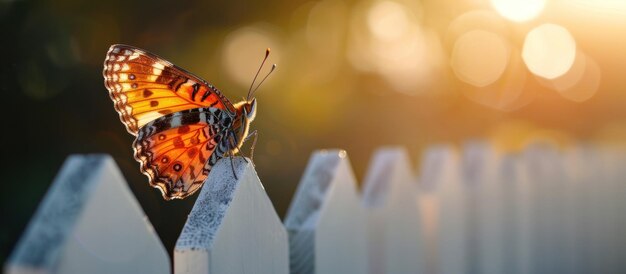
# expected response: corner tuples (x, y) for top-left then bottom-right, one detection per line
(103, 44), (237, 199)
(103, 44), (236, 135)
(133, 108), (231, 199)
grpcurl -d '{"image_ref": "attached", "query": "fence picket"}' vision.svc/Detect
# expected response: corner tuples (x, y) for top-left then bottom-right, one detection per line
(460, 141), (498, 274)
(417, 145), (466, 274)
(561, 147), (589, 274)
(5, 154), (170, 274)
(285, 150), (367, 274)
(362, 147), (422, 274)
(174, 157), (288, 274)
(476, 148), (506, 274)
(522, 143), (564, 274)
(8, 143), (626, 274)
(588, 147), (623, 273)
(494, 155), (524, 274)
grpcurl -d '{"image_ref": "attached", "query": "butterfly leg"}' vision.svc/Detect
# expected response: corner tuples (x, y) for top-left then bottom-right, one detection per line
(228, 149), (239, 180)
(244, 130), (259, 162)
(226, 132), (241, 179)
(228, 131), (252, 164)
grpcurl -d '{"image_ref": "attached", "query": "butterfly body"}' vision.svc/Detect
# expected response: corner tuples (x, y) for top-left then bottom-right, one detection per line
(103, 44), (258, 200)
(229, 99), (257, 154)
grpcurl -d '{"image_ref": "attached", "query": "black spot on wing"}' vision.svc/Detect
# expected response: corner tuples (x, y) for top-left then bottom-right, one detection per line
(169, 77), (188, 91)
(201, 90), (212, 101)
(191, 83), (200, 101)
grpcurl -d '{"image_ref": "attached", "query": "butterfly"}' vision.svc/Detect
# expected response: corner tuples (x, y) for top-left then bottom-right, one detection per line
(103, 44), (275, 200)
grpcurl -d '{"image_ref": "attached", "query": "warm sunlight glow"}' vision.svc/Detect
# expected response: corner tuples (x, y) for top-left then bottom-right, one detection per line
(534, 49), (601, 102)
(571, 0), (626, 15)
(460, 47), (533, 111)
(451, 30), (510, 87)
(370, 29), (445, 95)
(556, 54), (602, 102)
(367, 1), (410, 41)
(222, 26), (281, 88)
(489, 121), (537, 153)
(490, 0), (546, 22)
(303, 0), (348, 83)
(488, 122), (574, 153)
(522, 24), (576, 79)
(526, 129), (573, 149)
(594, 123), (626, 147)
(348, 0), (443, 95)
(536, 50), (587, 92)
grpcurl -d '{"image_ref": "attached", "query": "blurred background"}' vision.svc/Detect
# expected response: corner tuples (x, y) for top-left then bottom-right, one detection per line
(1, 0), (625, 263)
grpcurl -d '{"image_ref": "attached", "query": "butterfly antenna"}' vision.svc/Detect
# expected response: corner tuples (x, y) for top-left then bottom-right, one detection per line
(250, 64), (276, 97)
(247, 48), (271, 101)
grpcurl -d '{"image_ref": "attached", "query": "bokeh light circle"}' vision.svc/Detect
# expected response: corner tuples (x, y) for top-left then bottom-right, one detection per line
(490, 0), (546, 22)
(367, 1), (410, 41)
(222, 25), (281, 88)
(444, 10), (510, 56)
(535, 49), (587, 92)
(557, 54), (602, 102)
(460, 46), (533, 111)
(347, 0), (442, 95)
(451, 30), (510, 87)
(302, 0), (349, 84)
(522, 23), (576, 79)
(534, 48), (602, 102)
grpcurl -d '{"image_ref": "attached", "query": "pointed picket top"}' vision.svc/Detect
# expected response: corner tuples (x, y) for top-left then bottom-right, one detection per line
(362, 147), (422, 274)
(460, 141), (499, 187)
(5, 154), (170, 274)
(417, 145), (466, 274)
(460, 141), (499, 274)
(362, 147), (416, 208)
(285, 149), (367, 274)
(418, 144), (460, 191)
(174, 157), (288, 274)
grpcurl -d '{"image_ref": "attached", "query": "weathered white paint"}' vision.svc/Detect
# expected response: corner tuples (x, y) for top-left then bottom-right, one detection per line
(284, 150), (367, 274)
(362, 147), (422, 274)
(174, 157), (288, 274)
(4, 154), (170, 274)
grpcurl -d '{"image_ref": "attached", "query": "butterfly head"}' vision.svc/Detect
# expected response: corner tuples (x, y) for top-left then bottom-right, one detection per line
(231, 98), (257, 151)
(242, 98), (257, 122)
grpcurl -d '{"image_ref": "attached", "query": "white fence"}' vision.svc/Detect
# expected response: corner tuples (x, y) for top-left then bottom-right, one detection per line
(5, 142), (626, 274)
